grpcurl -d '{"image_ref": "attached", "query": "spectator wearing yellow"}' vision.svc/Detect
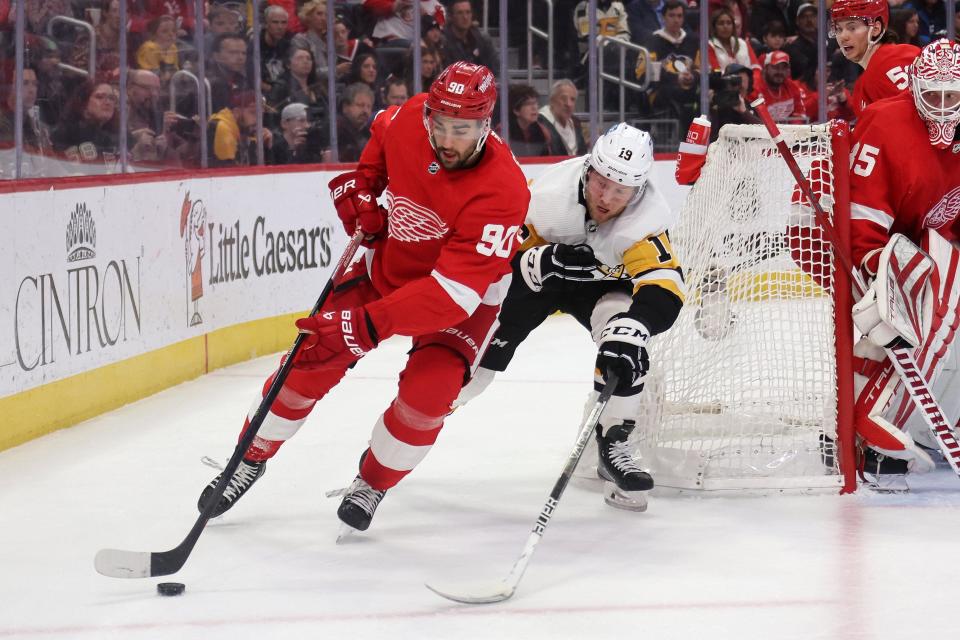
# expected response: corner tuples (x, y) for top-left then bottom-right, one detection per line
(137, 15), (180, 86)
(208, 90), (272, 167)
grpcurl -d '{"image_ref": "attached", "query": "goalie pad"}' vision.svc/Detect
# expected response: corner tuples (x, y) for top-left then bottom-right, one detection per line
(852, 234), (934, 349)
(854, 230), (960, 470)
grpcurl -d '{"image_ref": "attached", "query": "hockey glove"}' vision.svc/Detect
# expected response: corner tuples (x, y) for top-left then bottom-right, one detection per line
(520, 243), (603, 292)
(329, 171), (387, 244)
(293, 307), (379, 371)
(596, 313), (650, 394)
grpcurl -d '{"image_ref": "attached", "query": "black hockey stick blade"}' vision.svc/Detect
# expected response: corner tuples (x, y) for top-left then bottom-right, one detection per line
(94, 231), (365, 579)
(94, 505), (213, 578)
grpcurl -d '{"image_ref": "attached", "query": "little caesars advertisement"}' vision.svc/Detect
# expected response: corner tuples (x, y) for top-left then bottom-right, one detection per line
(0, 171), (345, 397)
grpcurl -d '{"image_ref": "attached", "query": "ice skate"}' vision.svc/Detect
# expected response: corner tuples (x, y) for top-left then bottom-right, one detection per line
(596, 421), (653, 510)
(860, 446), (909, 493)
(197, 458), (266, 517)
(337, 475), (387, 533)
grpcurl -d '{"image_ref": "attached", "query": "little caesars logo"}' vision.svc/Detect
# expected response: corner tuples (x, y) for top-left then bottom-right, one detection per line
(13, 203), (142, 371)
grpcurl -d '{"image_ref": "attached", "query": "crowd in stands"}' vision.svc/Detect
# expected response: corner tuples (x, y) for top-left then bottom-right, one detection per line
(0, 0), (955, 176)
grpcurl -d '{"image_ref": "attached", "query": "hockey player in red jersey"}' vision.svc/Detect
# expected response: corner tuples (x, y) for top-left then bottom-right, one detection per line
(830, 0), (920, 118)
(847, 39), (960, 479)
(198, 61), (530, 533)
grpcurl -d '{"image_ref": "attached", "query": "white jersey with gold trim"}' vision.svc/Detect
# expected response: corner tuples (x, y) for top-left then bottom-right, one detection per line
(524, 155), (684, 302)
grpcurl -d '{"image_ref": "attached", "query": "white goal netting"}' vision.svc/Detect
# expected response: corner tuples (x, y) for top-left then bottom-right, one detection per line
(636, 124), (848, 491)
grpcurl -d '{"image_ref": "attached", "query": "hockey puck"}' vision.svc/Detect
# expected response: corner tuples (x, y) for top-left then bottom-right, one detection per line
(157, 582), (186, 596)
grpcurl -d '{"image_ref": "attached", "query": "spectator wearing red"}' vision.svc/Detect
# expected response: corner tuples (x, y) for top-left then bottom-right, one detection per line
(706, 8), (758, 72)
(750, 50), (808, 123)
(364, 0), (446, 45)
(335, 15), (375, 80)
(129, 0), (196, 39)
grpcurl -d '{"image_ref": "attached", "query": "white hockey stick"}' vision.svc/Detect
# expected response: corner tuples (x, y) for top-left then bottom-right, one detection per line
(751, 97), (960, 477)
(425, 371), (620, 604)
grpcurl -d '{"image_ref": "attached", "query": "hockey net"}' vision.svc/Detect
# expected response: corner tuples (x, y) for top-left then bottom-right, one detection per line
(635, 123), (855, 492)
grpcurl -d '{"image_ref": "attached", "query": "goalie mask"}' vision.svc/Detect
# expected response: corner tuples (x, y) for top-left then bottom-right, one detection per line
(909, 39), (960, 149)
(585, 123), (655, 205)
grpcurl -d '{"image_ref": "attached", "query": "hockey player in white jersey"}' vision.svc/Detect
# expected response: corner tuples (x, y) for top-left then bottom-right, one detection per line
(455, 123), (685, 510)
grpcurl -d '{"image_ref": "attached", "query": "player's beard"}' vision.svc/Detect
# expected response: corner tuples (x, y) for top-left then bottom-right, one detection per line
(434, 144), (479, 170)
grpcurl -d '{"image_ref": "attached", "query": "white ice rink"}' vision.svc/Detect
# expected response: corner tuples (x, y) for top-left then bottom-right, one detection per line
(3, 314), (960, 640)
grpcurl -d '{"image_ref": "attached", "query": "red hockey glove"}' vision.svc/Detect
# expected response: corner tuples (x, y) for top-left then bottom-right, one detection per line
(293, 307), (379, 370)
(328, 171), (387, 243)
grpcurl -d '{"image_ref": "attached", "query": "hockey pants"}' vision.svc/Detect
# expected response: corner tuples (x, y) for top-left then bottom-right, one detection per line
(236, 262), (502, 491)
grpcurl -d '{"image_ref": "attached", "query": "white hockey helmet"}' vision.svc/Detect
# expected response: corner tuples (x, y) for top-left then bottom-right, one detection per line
(909, 39), (960, 149)
(586, 123), (655, 203)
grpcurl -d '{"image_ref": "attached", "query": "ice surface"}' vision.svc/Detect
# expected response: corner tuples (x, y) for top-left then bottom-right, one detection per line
(2, 314), (960, 640)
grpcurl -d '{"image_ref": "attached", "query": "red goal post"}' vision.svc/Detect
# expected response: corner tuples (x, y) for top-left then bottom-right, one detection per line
(634, 121), (856, 494)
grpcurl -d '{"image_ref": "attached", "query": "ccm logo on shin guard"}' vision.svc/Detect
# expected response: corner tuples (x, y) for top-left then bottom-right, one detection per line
(340, 310), (366, 357)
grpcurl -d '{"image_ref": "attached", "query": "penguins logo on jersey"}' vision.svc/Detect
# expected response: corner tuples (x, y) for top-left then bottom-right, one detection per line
(597, 263), (630, 280)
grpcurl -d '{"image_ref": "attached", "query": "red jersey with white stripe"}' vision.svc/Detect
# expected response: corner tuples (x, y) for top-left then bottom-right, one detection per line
(849, 92), (960, 270)
(851, 43), (921, 118)
(355, 94), (531, 339)
(751, 76), (808, 122)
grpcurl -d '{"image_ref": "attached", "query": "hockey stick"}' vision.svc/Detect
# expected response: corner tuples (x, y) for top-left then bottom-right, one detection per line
(425, 371), (620, 604)
(94, 229), (366, 578)
(750, 97), (960, 478)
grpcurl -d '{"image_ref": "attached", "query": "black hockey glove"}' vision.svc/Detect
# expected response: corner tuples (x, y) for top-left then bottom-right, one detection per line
(519, 243), (602, 292)
(596, 313), (650, 395)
